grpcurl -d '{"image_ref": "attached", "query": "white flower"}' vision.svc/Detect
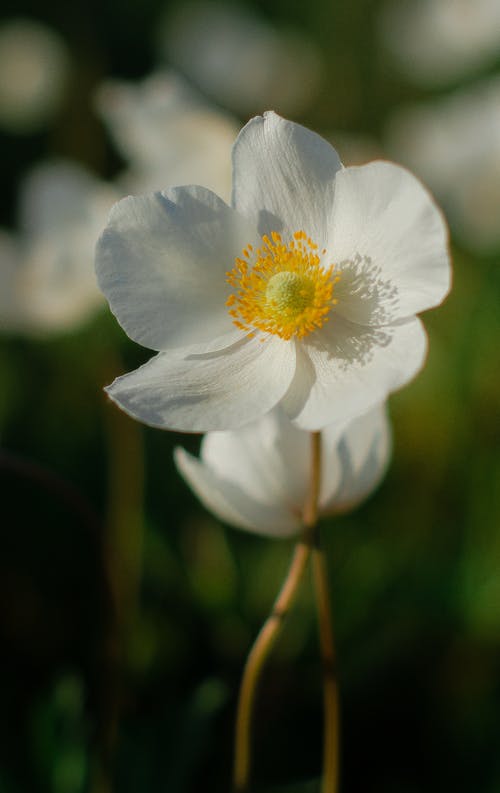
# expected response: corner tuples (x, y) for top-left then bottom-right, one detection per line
(0, 19), (69, 134)
(379, 0), (500, 86)
(158, 1), (322, 116)
(96, 111), (451, 433)
(95, 71), (238, 202)
(385, 77), (500, 252)
(1, 160), (117, 335)
(175, 405), (391, 538)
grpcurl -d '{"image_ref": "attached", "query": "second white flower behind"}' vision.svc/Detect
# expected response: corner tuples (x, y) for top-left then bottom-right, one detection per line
(175, 404), (391, 538)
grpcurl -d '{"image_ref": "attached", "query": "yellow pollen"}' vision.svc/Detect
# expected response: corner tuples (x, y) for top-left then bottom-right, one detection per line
(226, 230), (340, 341)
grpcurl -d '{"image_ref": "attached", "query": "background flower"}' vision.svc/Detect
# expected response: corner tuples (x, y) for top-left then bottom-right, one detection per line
(158, 1), (323, 117)
(0, 18), (69, 134)
(384, 76), (500, 253)
(379, 0), (500, 86)
(1, 160), (117, 335)
(96, 71), (237, 201)
(175, 404), (391, 537)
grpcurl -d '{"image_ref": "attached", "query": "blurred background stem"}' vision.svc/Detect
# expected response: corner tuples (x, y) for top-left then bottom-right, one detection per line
(103, 398), (145, 634)
(92, 356), (145, 793)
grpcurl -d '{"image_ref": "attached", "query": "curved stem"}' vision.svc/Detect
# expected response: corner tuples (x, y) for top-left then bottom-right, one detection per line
(233, 536), (311, 792)
(312, 534), (339, 793)
(233, 432), (322, 793)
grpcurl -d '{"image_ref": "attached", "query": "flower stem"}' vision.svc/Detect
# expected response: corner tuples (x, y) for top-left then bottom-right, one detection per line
(305, 431), (340, 791)
(233, 536), (311, 792)
(303, 431), (322, 530)
(232, 431), (322, 793)
(312, 532), (339, 793)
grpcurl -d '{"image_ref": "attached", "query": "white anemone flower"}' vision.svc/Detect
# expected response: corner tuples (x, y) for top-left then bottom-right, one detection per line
(95, 71), (237, 201)
(175, 404), (391, 538)
(96, 111), (451, 433)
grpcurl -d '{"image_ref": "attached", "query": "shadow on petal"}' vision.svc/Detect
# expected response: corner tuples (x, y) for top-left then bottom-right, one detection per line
(310, 320), (393, 372)
(335, 253), (400, 326)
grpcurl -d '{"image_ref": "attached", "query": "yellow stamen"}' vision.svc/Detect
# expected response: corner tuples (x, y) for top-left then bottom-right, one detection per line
(226, 230), (340, 341)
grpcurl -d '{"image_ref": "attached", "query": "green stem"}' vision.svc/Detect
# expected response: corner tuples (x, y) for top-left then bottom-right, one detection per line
(306, 431), (340, 790)
(233, 536), (311, 792)
(232, 432), (322, 793)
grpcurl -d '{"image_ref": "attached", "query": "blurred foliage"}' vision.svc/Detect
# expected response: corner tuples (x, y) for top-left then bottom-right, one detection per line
(0, 0), (499, 792)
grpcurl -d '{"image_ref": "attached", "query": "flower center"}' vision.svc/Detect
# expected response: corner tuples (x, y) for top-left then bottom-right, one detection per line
(226, 230), (340, 340)
(265, 270), (315, 315)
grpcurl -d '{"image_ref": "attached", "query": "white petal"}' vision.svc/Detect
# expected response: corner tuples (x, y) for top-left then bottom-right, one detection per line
(200, 408), (310, 513)
(174, 447), (300, 537)
(232, 111), (342, 245)
(96, 185), (257, 352)
(106, 335), (296, 432)
(329, 161), (451, 324)
(319, 404), (392, 513)
(282, 316), (427, 430)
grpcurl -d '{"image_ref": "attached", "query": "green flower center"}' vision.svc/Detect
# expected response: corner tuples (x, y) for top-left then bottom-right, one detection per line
(265, 271), (316, 319)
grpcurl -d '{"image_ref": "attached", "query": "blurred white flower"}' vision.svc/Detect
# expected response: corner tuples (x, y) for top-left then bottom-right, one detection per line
(175, 404), (391, 538)
(380, 0), (500, 86)
(0, 161), (117, 335)
(0, 18), (69, 134)
(385, 77), (500, 252)
(96, 112), (450, 433)
(96, 71), (238, 201)
(159, 1), (322, 116)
